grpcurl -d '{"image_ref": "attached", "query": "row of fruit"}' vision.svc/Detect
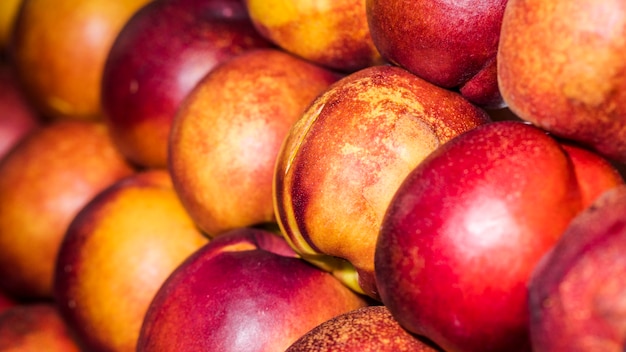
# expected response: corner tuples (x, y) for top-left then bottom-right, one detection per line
(1, 0), (625, 351)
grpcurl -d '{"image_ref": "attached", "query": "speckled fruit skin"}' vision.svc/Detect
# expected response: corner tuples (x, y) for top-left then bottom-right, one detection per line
(274, 64), (491, 299)
(285, 305), (443, 352)
(366, 0), (507, 108)
(54, 169), (208, 352)
(101, 0), (273, 168)
(169, 48), (341, 237)
(498, 0), (626, 163)
(0, 303), (82, 352)
(375, 121), (586, 352)
(244, 0), (383, 72)
(9, 0), (151, 121)
(529, 185), (626, 352)
(0, 120), (135, 299)
(136, 228), (368, 352)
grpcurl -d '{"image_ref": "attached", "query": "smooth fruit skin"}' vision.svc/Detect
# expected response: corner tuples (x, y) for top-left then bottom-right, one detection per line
(244, 0), (383, 72)
(529, 185), (626, 352)
(101, 0), (272, 168)
(498, 0), (626, 163)
(0, 303), (82, 352)
(136, 228), (368, 352)
(366, 0), (507, 108)
(560, 142), (624, 208)
(9, 0), (151, 121)
(274, 64), (490, 299)
(0, 62), (41, 161)
(54, 169), (208, 352)
(285, 305), (443, 352)
(169, 48), (340, 237)
(0, 120), (135, 299)
(375, 121), (584, 352)
(0, 0), (22, 51)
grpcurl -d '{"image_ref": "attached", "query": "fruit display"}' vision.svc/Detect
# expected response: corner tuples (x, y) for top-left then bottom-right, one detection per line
(0, 0), (625, 351)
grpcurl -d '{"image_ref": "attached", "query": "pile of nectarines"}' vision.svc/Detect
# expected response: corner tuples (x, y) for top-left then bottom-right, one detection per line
(1, 0), (625, 351)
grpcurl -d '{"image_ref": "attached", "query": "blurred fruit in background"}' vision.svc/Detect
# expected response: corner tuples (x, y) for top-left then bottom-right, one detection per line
(101, 0), (274, 168)
(54, 169), (208, 352)
(0, 61), (41, 161)
(0, 0), (22, 53)
(0, 120), (135, 299)
(0, 303), (82, 352)
(9, 0), (152, 121)
(169, 48), (341, 237)
(244, 0), (383, 72)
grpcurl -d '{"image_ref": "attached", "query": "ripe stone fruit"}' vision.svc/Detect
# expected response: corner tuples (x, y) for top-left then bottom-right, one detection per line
(0, 303), (82, 352)
(498, 0), (626, 163)
(0, 0), (22, 51)
(375, 121), (586, 352)
(54, 169), (208, 352)
(0, 62), (41, 161)
(285, 305), (443, 352)
(274, 64), (491, 299)
(169, 48), (340, 237)
(101, 0), (273, 168)
(560, 141), (624, 208)
(9, 0), (151, 121)
(366, 0), (508, 108)
(529, 185), (626, 351)
(136, 227), (368, 352)
(244, 0), (383, 72)
(0, 120), (135, 299)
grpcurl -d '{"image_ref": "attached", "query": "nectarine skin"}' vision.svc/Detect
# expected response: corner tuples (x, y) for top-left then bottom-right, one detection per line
(54, 169), (208, 352)
(245, 0), (383, 72)
(529, 185), (626, 351)
(274, 64), (491, 299)
(102, 0), (273, 168)
(0, 120), (135, 299)
(0, 303), (82, 352)
(498, 0), (626, 163)
(285, 305), (443, 352)
(366, 0), (507, 108)
(169, 48), (341, 237)
(137, 228), (368, 352)
(375, 121), (584, 352)
(10, 0), (151, 121)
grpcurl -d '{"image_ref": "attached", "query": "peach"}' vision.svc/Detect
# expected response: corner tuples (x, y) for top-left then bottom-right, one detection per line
(101, 0), (272, 168)
(375, 121), (585, 351)
(244, 0), (383, 72)
(274, 64), (491, 299)
(169, 48), (341, 237)
(285, 305), (443, 352)
(529, 185), (626, 351)
(0, 120), (135, 299)
(54, 169), (208, 352)
(366, 0), (508, 108)
(560, 141), (625, 208)
(9, 0), (151, 120)
(0, 61), (41, 161)
(498, 0), (626, 162)
(137, 227), (368, 351)
(0, 303), (82, 352)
